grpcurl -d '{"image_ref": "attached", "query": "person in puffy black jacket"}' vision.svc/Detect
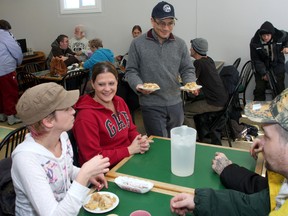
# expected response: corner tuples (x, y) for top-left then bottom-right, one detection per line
(250, 21), (288, 101)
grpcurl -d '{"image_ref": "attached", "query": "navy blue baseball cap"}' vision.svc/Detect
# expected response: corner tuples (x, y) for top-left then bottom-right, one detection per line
(151, 1), (176, 20)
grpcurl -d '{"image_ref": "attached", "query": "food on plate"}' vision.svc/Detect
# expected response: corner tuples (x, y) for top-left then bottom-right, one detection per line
(180, 82), (202, 91)
(84, 192), (117, 211)
(142, 83), (160, 89)
(184, 82), (198, 89)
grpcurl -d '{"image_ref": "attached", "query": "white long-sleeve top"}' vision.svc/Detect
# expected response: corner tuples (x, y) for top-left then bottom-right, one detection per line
(11, 132), (90, 216)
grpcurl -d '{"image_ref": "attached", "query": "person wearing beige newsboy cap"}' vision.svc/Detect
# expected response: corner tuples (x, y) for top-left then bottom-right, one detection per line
(11, 82), (110, 216)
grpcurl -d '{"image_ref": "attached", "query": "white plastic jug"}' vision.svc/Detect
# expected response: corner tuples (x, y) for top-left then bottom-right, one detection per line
(171, 125), (196, 177)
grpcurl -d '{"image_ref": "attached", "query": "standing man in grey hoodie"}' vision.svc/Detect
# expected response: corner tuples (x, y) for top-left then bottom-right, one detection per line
(125, 1), (196, 137)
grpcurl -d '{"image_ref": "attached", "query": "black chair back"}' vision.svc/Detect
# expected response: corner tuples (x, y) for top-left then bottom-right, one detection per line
(0, 126), (28, 158)
(61, 70), (90, 95)
(23, 63), (43, 73)
(220, 65), (240, 96)
(239, 60), (254, 105)
(0, 157), (15, 215)
(211, 80), (242, 145)
(16, 71), (40, 93)
(67, 130), (79, 167)
(195, 78), (243, 147)
(232, 57), (241, 69)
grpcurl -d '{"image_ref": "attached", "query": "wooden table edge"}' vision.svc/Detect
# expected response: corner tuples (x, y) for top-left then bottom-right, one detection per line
(105, 175), (193, 196)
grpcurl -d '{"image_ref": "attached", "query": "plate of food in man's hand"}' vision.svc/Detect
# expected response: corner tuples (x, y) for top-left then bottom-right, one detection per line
(83, 192), (119, 214)
(139, 83), (160, 91)
(180, 82), (202, 91)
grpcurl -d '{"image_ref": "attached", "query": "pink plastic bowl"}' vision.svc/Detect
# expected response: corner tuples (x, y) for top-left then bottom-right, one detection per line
(130, 210), (152, 216)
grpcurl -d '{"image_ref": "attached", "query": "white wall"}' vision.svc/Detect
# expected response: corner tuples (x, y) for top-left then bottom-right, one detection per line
(1, 0), (288, 100)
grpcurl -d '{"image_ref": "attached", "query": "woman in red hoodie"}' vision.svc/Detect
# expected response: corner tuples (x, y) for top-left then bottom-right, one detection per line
(73, 62), (151, 167)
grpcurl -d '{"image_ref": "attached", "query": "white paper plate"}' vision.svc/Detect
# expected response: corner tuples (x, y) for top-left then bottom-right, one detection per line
(83, 192), (119, 214)
(114, 176), (153, 193)
(180, 85), (202, 91)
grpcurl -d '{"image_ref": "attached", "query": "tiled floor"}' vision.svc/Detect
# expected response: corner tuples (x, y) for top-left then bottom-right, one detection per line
(0, 126), (14, 140)
(0, 120), (23, 129)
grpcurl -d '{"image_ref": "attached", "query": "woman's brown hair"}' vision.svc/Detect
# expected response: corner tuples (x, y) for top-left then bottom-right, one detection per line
(132, 25), (142, 33)
(91, 61), (118, 83)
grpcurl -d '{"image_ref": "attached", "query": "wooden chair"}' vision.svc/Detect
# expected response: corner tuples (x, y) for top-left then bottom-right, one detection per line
(0, 126), (28, 158)
(17, 71), (40, 93)
(61, 70), (90, 95)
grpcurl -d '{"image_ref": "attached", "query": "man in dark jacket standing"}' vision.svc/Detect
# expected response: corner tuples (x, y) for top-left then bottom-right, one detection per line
(250, 21), (288, 101)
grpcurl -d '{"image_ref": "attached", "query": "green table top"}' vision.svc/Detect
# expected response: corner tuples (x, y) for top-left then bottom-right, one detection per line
(111, 137), (257, 191)
(78, 182), (173, 216)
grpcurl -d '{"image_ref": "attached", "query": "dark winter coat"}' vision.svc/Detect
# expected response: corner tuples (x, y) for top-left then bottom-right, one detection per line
(250, 21), (288, 76)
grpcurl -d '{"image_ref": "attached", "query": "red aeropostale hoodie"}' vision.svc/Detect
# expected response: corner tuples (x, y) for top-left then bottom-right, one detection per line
(73, 94), (139, 167)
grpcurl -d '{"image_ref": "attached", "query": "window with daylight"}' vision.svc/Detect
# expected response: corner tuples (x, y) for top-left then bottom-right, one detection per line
(60, 0), (102, 14)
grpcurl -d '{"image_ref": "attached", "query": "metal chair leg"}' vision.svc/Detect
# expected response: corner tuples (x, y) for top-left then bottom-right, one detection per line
(225, 124), (232, 147)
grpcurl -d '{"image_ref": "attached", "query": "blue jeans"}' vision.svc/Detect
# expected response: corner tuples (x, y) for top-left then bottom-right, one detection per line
(141, 102), (184, 138)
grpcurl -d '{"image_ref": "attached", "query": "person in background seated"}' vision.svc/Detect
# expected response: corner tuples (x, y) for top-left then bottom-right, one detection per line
(0, 19), (22, 125)
(47, 34), (79, 67)
(131, 25), (142, 38)
(12, 82), (110, 216)
(69, 24), (90, 62)
(125, 1), (196, 137)
(73, 62), (152, 167)
(83, 38), (114, 92)
(170, 88), (288, 215)
(184, 38), (228, 129)
(83, 38), (114, 77)
(115, 25), (142, 68)
(250, 21), (288, 101)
